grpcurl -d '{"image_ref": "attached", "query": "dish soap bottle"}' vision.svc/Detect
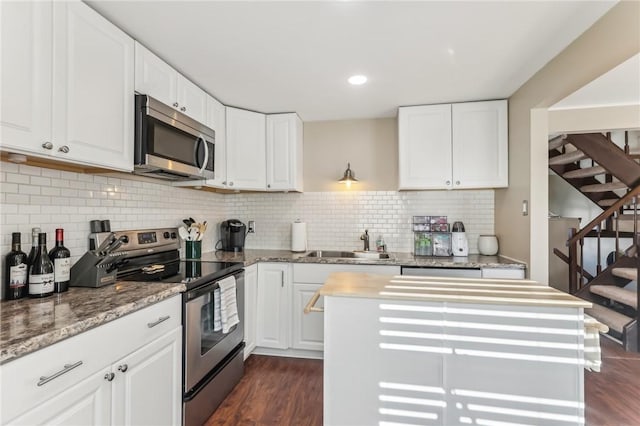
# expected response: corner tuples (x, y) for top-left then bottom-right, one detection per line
(376, 235), (386, 252)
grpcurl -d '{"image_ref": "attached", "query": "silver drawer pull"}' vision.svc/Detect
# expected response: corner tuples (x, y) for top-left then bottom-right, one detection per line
(37, 361), (83, 386)
(147, 315), (170, 328)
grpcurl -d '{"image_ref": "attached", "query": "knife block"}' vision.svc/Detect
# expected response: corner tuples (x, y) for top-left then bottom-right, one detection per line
(70, 251), (125, 288)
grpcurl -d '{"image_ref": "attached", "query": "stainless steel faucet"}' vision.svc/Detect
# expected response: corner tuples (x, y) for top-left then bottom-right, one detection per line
(360, 229), (370, 251)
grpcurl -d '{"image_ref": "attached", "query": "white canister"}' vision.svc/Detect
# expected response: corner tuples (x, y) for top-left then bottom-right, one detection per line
(478, 235), (499, 256)
(291, 220), (307, 252)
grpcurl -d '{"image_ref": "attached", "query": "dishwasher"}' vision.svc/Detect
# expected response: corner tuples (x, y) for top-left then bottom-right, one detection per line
(401, 266), (482, 278)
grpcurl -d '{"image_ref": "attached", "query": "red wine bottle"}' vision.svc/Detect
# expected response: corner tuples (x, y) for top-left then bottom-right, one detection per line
(49, 228), (71, 293)
(28, 233), (54, 298)
(4, 232), (28, 300)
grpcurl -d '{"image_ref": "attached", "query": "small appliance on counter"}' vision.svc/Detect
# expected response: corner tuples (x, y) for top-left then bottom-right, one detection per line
(218, 219), (247, 252)
(451, 221), (469, 257)
(412, 216), (452, 256)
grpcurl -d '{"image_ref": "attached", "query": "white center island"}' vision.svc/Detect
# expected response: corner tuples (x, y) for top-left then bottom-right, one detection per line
(313, 273), (591, 426)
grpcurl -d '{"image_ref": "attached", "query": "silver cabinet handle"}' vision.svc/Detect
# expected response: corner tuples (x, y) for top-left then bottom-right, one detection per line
(222, 181), (227, 185)
(173, 102), (179, 108)
(104, 372), (115, 382)
(180, 106), (186, 112)
(267, 184), (271, 189)
(281, 270), (284, 287)
(117, 364), (128, 373)
(42, 142), (53, 150)
(147, 315), (170, 328)
(446, 180), (451, 186)
(228, 182), (234, 187)
(455, 180), (460, 185)
(37, 361), (83, 386)
(58, 145), (70, 153)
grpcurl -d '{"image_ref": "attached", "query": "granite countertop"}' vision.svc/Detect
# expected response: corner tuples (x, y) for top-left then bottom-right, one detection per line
(198, 249), (526, 269)
(0, 281), (185, 364)
(319, 272), (590, 308)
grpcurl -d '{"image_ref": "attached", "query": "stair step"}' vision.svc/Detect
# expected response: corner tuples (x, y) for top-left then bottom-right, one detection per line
(548, 134), (568, 151)
(562, 166), (606, 179)
(590, 285), (638, 309)
(549, 150), (587, 165)
(580, 182), (628, 193)
(585, 303), (633, 334)
(598, 198), (620, 207)
(617, 214), (639, 221)
(612, 267), (638, 281)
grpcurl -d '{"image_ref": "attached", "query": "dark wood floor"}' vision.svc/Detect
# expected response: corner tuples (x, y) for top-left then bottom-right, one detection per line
(206, 339), (640, 425)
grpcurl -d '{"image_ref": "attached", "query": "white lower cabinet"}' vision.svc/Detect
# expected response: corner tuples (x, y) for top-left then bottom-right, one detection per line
(291, 283), (324, 351)
(243, 263), (258, 359)
(0, 296), (181, 425)
(256, 263), (290, 349)
(252, 263), (401, 356)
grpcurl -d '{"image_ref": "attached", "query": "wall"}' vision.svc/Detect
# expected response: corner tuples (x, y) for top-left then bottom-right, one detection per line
(228, 190), (494, 253)
(495, 1), (640, 280)
(303, 118), (398, 191)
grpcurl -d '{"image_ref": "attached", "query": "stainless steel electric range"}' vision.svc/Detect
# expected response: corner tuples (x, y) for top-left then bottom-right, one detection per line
(91, 228), (245, 426)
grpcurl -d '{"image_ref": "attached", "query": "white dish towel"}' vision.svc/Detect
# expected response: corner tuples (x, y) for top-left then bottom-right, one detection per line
(213, 288), (222, 332)
(219, 275), (239, 334)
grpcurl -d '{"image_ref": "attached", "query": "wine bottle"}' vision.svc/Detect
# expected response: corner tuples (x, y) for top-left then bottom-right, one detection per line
(49, 228), (71, 293)
(28, 233), (54, 298)
(26, 227), (41, 267)
(4, 232), (28, 300)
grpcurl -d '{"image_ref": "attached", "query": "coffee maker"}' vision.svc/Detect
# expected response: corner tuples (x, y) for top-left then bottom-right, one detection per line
(451, 221), (469, 257)
(219, 219), (247, 252)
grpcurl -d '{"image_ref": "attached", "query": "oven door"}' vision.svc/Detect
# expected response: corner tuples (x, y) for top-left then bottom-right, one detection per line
(183, 271), (244, 393)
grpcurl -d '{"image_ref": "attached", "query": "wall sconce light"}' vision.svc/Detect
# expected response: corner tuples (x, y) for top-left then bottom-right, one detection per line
(338, 162), (358, 188)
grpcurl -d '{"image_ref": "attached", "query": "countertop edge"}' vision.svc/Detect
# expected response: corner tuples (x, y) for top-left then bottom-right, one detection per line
(0, 285), (185, 365)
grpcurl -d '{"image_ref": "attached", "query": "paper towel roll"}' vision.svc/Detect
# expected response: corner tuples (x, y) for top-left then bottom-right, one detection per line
(291, 221), (307, 252)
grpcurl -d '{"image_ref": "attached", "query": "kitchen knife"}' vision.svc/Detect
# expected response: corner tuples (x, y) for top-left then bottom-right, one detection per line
(103, 235), (127, 255)
(95, 233), (115, 254)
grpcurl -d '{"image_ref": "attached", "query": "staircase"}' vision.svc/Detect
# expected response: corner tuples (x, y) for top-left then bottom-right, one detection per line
(549, 131), (640, 351)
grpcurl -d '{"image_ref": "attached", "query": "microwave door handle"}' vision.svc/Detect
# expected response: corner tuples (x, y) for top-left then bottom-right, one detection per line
(200, 136), (209, 175)
(193, 137), (202, 170)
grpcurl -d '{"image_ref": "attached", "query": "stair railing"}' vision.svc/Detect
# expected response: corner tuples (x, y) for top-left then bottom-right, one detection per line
(567, 186), (640, 293)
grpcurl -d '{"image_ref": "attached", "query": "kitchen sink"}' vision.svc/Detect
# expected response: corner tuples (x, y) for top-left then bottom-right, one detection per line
(305, 250), (390, 259)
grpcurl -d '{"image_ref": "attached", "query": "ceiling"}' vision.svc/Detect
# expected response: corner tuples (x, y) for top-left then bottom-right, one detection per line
(551, 53), (640, 110)
(88, 1), (617, 122)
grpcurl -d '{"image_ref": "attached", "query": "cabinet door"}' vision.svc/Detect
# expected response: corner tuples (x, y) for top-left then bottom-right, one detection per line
(292, 283), (324, 351)
(134, 42), (177, 107)
(205, 95), (228, 188)
(52, 1), (134, 171)
(256, 263), (290, 349)
(111, 327), (182, 426)
(266, 113), (303, 192)
(226, 107), (266, 190)
(452, 100), (508, 188)
(8, 369), (111, 426)
(0, 1), (52, 155)
(244, 264), (258, 359)
(177, 75), (207, 124)
(398, 104), (453, 189)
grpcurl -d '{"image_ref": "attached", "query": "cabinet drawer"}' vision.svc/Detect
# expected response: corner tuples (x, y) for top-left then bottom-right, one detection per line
(0, 295), (180, 422)
(293, 264), (400, 283)
(481, 268), (526, 280)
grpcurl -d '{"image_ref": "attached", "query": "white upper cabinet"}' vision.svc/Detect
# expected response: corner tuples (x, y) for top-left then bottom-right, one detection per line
(398, 99), (508, 190)
(134, 42), (207, 124)
(266, 113), (303, 192)
(398, 104), (452, 189)
(451, 100), (508, 188)
(226, 107), (266, 190)
(52, 1), (134, 171)
(205, 95), (227, 188)
(0, 1), (53, 155)
(1, 1), (134, 172)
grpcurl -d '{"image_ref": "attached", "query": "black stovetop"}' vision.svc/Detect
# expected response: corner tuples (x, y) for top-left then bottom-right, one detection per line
(119, 259), (243, 290)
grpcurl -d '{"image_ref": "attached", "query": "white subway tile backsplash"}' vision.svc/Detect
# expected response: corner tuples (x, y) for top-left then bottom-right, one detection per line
(1, 161), (495, 298)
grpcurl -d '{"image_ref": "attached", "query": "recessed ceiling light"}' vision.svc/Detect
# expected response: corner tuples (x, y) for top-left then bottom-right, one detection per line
(348, 75), (367, 85)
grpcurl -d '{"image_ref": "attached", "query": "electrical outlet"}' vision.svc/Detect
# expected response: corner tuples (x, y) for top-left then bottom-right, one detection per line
(248, 220), (255, 233)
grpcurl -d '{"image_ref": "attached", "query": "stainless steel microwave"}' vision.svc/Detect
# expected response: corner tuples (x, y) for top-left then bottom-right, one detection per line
(134, 94), (214, 181)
